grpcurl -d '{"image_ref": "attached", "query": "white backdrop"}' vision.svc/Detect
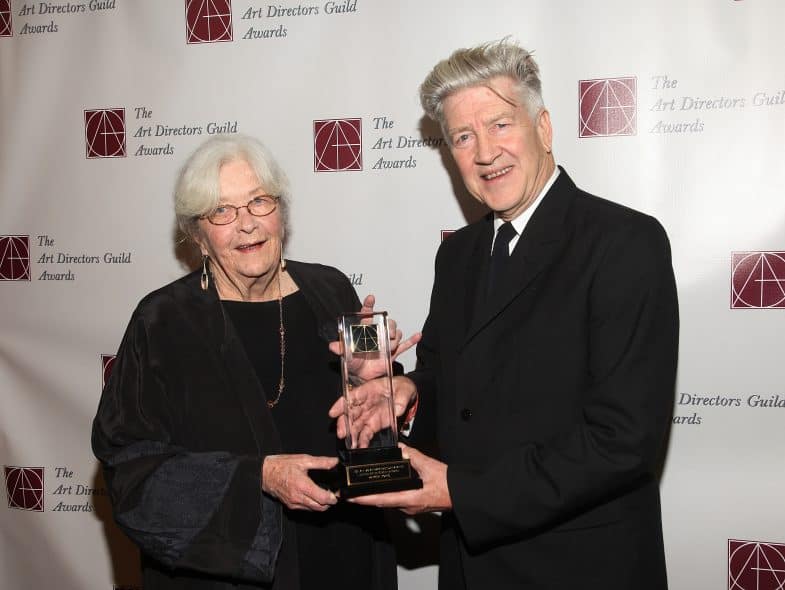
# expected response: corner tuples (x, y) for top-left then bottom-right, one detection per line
(2, 1), (784, 588)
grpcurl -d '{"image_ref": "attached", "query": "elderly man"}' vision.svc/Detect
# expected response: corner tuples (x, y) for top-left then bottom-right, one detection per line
(342, 40), (679, 589)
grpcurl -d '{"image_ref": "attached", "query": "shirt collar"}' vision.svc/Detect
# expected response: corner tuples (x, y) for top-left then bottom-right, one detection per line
(492, 166), (560, 250)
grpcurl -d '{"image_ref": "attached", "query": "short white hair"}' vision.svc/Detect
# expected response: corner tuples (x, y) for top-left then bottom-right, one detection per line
(420, 39), (544, 134)
(174, 134), (290, 236)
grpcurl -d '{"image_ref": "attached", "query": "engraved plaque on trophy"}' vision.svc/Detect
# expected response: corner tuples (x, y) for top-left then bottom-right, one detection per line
(311, 311), (422, 498)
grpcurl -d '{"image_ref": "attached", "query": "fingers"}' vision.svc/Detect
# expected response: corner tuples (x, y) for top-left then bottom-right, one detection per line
(347, 489), (415, 508)
(328, 398), (350, 439)
(360, 294), (375, 313)
(328, 396), (345, 418)
(399, 443), (424, 466)
(290, 480), (338, 511)
(388, 319), (401, 344)
(391, 331), (422, 360)
(304, 455), (339, 470)
(392, 376), (418, 417)
(336, 413), (348, 440)
(399, 444), (426, 470)
(327, 340), (343, 357)
(263, 454), (339, 511)
(304, 483), (338, 510)
(342, 380), (396, 449)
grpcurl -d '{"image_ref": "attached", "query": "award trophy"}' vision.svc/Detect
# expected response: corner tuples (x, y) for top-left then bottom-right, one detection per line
(312, 311), (422, 498)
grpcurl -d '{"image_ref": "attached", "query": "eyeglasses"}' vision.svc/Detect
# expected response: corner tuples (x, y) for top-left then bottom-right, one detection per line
(202, 195), (280, 225)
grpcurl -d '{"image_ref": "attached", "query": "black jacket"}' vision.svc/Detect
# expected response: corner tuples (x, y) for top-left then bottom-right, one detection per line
(410, 169), (679, 589)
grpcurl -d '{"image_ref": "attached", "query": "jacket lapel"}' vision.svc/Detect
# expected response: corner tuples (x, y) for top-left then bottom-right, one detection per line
(462, 217), (494, 335)
(462, 168), (575, 347)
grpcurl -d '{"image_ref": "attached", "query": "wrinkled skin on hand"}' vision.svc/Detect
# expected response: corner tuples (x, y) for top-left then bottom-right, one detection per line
(329, 375), (419, 448)
(348, 444), (452, 514)
(262, 454), (339, 511)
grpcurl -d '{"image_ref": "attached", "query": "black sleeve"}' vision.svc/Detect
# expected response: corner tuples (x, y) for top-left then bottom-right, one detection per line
(91, 309), (282, 583)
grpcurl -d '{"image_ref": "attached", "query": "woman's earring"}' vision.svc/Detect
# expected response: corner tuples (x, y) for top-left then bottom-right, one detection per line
(280, 248), (286, 271)
(201, 255), (209, 291)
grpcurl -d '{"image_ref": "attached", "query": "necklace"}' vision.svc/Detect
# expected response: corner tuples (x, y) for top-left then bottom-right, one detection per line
(266, 269), (286, 408)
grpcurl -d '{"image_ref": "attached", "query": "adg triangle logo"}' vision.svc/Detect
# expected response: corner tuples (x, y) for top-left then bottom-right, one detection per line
(313, 118), (363, 172)
(84, 108), (127, 158)
(0, 236), (30, 281)
(5, 466), (45, 511)
(185, 0), (233, 44)
(579, 77), (637, 138)
(731, 252), (785, 309)
(729, 539), (785, 590)
(0, 0), (12, 37)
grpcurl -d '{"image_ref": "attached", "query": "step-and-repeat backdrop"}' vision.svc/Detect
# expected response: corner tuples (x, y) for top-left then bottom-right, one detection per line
(2, 1), (784, 588)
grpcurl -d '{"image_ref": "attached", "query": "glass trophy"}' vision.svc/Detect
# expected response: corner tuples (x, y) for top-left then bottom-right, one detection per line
(312, 311), (422, 498)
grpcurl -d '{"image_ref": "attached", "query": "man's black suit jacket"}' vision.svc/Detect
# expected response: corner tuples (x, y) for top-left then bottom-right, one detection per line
(409, 168), (679, 589)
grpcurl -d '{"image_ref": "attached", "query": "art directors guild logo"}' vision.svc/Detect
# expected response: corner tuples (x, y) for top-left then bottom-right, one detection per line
(186, 0), (232, 44)
(4, 234), (133, 281)
(729, 539), (785, 590)
(731, 252), (785, 309)
(579, 77), (637, 138)
(0, 235), (31, 281)
(5, 466), (44, 511)
(102, 354), (116, 389)
(0, 0), (12, 36)
(313, 118), (362, 172)
(85, 108), (126, 158)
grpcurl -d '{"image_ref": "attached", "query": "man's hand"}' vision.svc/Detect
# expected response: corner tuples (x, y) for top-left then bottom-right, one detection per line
(328, 294), (421, 383)
(348, 444), (452, 515)
(329, 375), (419, 446)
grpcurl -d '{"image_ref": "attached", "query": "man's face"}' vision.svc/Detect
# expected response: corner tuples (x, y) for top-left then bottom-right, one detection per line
(443, 76), (554, 221)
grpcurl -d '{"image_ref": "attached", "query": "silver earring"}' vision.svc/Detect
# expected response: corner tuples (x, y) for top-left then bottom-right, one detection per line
(201, 255), (209, 291)
(280, 248), (286, 271)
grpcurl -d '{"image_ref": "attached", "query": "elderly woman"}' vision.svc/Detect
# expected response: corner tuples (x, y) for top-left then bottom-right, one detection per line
(92, 134), (408, 589)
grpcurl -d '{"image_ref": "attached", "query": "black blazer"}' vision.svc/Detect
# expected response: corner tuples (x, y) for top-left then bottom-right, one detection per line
(409, 169), (679, 589)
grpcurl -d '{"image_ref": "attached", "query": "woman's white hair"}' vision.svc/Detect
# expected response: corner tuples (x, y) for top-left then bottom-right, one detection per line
(174, 133), (290, 237)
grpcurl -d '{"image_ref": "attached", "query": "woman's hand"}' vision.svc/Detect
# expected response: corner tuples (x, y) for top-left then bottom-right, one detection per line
(261, 454), (339, 511)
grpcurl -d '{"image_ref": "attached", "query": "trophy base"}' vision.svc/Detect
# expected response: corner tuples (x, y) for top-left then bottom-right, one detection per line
(309, 447), (423, 499)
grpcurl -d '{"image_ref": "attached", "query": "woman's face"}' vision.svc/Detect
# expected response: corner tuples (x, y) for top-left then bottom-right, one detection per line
(195, 159), (283, 299)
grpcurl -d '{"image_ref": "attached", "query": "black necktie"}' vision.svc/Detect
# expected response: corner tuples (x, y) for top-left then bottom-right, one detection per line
(487, 222), (516, 294)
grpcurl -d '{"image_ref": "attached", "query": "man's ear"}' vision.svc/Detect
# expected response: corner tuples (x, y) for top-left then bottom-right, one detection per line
(537, 109), (553, 154)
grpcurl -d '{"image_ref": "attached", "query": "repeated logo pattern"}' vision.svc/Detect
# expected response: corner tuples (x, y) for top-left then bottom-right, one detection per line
(0, 236), (30, 281)
(5, 466), (44, 511)
(729, 539), (785, 590)
(84, 108), (126, 158)
(731, 252), (785, 308)
(185, 0), (233, 44)
(579, 77), (637, 137)
(313, 118), (363, 171)
(0, 0), (12, 36)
